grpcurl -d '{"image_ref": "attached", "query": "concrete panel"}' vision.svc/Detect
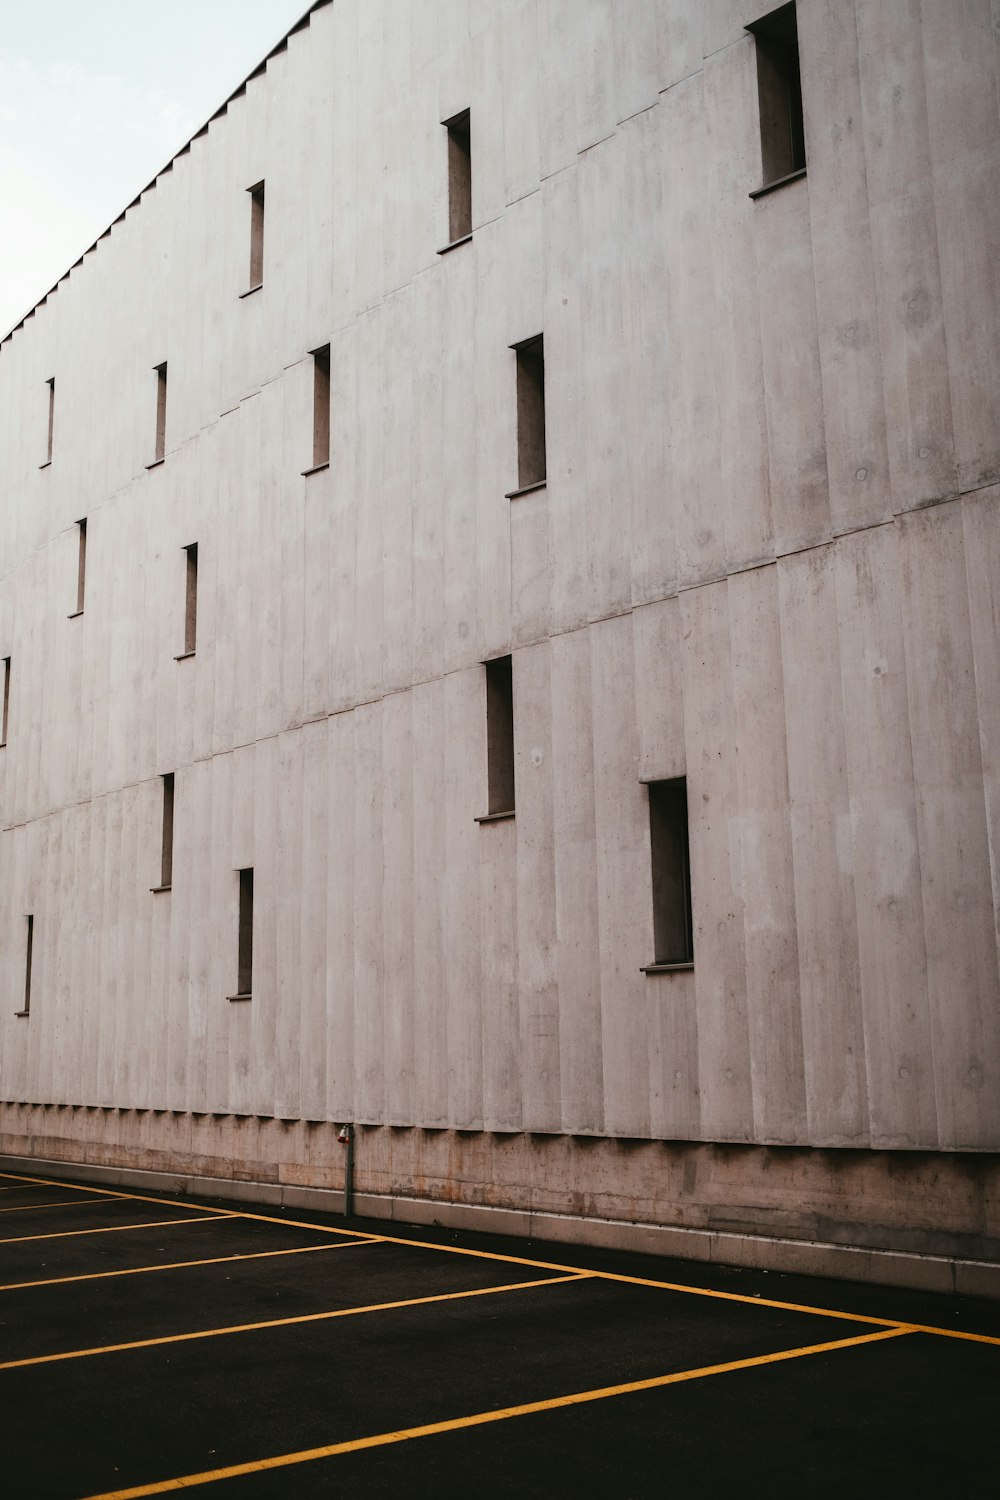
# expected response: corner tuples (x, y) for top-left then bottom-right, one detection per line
(856, 0), (956, 512)
(753, 180), (831, 556)
(777, 547), (868, 1145)
(550, 629), (603, 1134)
(728, 566), (806, 1143)
(681, 585), (752, 1141)
(898, 504), (1000, 1148)
(800, 0), (892, 534)
(590, 614), (652, 1138)
(921, 0), (1000, 491)
(834, 524), (936, 1147)
(514, 641), (561, 1130)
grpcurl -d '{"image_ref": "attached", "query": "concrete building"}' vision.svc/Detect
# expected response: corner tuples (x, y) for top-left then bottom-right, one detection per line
(1, 0), (998, 1297)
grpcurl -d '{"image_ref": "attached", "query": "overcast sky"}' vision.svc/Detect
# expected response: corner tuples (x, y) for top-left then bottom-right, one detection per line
(0, 0), (309, 336)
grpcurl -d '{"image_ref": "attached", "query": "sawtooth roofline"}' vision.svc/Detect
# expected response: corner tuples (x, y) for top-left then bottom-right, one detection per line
(1, 0), (330, 350)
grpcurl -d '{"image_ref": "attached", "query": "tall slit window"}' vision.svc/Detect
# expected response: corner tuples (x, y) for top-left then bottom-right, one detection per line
(309, 344), (330, 470)
(1, 657), (10, 747)
(155, 773), (175, 892)
(229, 868), (254, 1000)
(248, 180), (265, 289)
(443, 109), (472, 245)
(43, 378), (55, 466)
(18, 915), (33, 1017)
(71, 518), (87, 617)
(645, 778), (694, 969)
(180, 543), (198, 657)
(477, 655), (515, 820)
(152, 361), (168, 464)
(748, 3), (806, 191)
(508, 335), (546, 495)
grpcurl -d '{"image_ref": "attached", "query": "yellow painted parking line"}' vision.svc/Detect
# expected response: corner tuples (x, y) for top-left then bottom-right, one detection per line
(0, 1171), (240, 1219)
(0, 1272), (589, 1372)
(4, 1169), (998, 1348)
(81, 1326), (913, 1499)
(0, 1215), (233, 1247)
(0, 1236), (381, 1293)
(0, 1196), (120, 1215)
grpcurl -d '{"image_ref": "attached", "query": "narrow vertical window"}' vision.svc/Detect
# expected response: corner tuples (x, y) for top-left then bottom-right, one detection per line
(507, 335), (546, 495)
(43, 378), (55, 466)
(155, 773), (174, 892)
(71, 518), (87, 617)
(180, 543), (198, 657)
(230, 868), (254, 1000)
(443, 109), (472, 245)
(152, 361), (168, 465)
(1, 657), (10, 747)
(309, 344), (330, 470)
(747, 3), (806, 191)
(248, 180), (265, 289)
(18, 915), (34, 1016)
(644, 778), (694, 969)
(476, 655), (515, 821)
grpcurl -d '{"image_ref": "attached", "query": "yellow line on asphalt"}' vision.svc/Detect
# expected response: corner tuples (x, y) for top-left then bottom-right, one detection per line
(0, 1237), (381, 1292)
(0, 1171), (242, 1219)
(0, 1196), (120, 1215)
(3, 1169), (998, 1348)
(0, 1215), (233, 1247)
(0, 1273), (589, 1371)
(81, 1327), (913, 1499)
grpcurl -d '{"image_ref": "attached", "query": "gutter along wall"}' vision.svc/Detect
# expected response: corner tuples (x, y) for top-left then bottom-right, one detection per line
(1, 0), (999, 1292)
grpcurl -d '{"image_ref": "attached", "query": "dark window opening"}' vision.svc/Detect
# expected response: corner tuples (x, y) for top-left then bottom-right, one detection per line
(44, 378), (55, 465)
(183, 543), (198, 656)
(153, 362), (168, 463)
(748, 3), (806, 188)
(311, 344), (330, 469)
(1, 657), (10, 746)
(19, 915), (33, 1017)
(485, 655), (515, 816)
(159, 773), (175, 891)
(72, 519), (87, 616)
(647, 778), (694, 967)
(234, 868), (254, 999)
(248, 180), (265, 289)
(444, 109), (472, 244)
(511, 335), (546, 492)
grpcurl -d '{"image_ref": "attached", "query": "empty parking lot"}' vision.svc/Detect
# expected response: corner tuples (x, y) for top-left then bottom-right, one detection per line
(1, 1167), (998, 1498)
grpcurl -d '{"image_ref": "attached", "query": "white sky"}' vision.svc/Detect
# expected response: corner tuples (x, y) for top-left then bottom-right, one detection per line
(0, 0), (310, 337)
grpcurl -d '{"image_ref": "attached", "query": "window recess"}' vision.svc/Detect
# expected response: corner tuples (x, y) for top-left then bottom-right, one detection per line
(505, 335), (546, 498)
(475, 655), (515, 822)
(175, 543), (198, 659)
(304, 344), (330, 473)
(246, 180), (265, 292)
(42, 378), (55, 467)
(16, 915), (33, 1017)
(642, 778), (694, 972)
(1, 656), (10, 746)
(69, 518), (87, 617)
(151, 773), (174, 893)
(228, 868), (254, 1001)
(747, 3), (806, 196)
(440, 109), (472, 251)
(149, 362), (168, 467)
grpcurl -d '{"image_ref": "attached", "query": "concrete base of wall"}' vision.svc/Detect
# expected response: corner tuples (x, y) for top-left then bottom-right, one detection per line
(2, 1103), (998, 1299)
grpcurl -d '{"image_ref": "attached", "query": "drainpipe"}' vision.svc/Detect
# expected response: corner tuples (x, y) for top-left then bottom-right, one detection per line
(338, 1123), (354, 1218)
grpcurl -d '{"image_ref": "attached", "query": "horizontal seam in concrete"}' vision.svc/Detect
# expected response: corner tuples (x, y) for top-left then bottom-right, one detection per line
(1, 487), (984, 839)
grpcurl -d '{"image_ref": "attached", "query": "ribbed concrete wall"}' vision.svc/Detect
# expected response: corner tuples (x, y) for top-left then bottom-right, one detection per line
(1, 1), (998, 1235)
